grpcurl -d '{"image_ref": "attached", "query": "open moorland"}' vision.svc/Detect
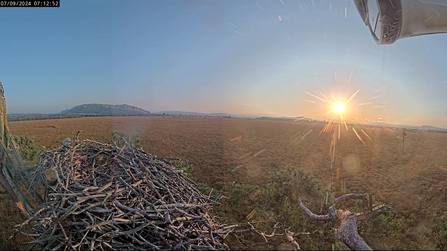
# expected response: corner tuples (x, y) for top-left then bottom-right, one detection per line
(3, 116), (447, 248)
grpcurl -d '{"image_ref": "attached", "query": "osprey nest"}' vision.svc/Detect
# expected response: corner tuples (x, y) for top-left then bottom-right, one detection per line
(10, 133), (232, 250)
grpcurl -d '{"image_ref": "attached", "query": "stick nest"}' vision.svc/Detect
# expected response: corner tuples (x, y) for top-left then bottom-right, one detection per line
(11, 137), (231, 250)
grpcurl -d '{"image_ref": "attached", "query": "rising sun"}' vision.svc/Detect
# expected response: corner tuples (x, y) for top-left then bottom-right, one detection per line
(334, 103), (344, 114)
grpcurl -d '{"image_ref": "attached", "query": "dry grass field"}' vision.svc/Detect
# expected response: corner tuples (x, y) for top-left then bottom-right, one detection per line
(3, 116), (447, 248)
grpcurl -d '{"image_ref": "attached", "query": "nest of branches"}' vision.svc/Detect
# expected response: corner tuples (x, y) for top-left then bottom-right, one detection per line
(10, 133), (232, 250)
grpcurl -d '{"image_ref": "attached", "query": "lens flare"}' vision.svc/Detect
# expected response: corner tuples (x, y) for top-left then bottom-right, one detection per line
(334, 103), (344, 113)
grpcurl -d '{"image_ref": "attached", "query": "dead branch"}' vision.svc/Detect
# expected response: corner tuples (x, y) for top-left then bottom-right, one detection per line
(285, 230), (301, 250)
(299, 197), (332, 221)
(299, 194), (394, 251)
(10, 133), (234, 250)
(230, 221), (320, 250)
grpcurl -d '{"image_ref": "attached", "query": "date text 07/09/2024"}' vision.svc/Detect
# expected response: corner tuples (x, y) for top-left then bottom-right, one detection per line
(0, 0), (59, 7)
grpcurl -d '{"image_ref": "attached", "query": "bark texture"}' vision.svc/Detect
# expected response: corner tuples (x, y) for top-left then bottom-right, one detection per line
(299, 194), (393, 251)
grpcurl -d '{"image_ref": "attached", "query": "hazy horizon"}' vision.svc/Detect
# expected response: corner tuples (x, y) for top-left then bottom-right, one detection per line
(1, 0), (447, 128)
(6, 103), (447, 129)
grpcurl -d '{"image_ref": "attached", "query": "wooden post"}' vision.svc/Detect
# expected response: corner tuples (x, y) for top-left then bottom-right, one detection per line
(362, 195), (368, 214)
(402, 128), (407, 152)
(0, 167), (24, 212)
(2, 164), (34, 215)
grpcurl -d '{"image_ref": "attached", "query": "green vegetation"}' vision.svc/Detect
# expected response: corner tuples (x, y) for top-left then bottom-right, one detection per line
(176, 161), (445, 250)
(2, 130), (446, 250)
(430, 212), (447, 250)
(216, 166), (334, 250)
(174, 160), (195, 180)
(111, 130), (142, 149)
(12, 134), (41, 165)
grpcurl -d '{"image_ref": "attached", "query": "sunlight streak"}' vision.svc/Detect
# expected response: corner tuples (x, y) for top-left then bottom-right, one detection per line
(239, 152), (252, 159)
(367, 95), (380, 101)
(253, 148), (266, 157)
(304, 90), (327, 103)
(305, 99), (317, 104)
(357, 63), (363, 74)
(347, 71), (353, 85)
(320, 120), (332, 135)
(352, 128), (366, 146)
(324, 120), (333, 133)
(361, 129), (372, 140)
(343, 119), (348, 130)
(330, 135), (336, 169)
(345, 89), (360, 105)
(231, 165), (243, 172)
(230, 136), (242, 142)
(317, 90), (330, 101)
(301, 129), (313, 140)
(338, 123), (341, 140)
(331, 95), (336, 104)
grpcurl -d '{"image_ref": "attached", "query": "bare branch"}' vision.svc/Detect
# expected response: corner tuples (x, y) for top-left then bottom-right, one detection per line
(298, 197), (331, 221)
(358, 204), (394, 220)
(246, 221), (268, 243)
(300, 194), (395, 251)
(285, 230), (301, 250)
(334, 193), (365, 205)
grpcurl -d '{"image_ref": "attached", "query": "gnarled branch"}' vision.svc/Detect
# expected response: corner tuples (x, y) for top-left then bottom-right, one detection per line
(299, 194), (394, 251)
(298, 197), (332, 221)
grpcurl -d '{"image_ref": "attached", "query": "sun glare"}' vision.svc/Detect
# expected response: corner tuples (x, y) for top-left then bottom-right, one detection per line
(334, 103), (344, 113)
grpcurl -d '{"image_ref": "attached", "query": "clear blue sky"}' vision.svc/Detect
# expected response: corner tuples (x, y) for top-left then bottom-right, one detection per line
(1, 0), (447, 127)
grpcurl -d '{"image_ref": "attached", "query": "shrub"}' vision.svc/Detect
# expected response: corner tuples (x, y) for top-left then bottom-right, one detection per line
(430, 212), (447, 250)
(111, 130), (141, 149)
(12, 134), (41, 164)
(174, 160), (194, 178)
(216, 165), (333, 250)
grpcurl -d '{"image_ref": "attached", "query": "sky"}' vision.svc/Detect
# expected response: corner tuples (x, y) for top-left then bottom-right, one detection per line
(1, 0), (447, 127)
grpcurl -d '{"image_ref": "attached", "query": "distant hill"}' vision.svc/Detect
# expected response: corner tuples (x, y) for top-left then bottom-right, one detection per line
(61, 104), (150, 116)
(420, 125), (447, 132)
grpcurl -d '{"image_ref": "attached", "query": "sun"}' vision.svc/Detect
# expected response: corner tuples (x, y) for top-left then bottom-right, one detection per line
(334, 103), (344, 114)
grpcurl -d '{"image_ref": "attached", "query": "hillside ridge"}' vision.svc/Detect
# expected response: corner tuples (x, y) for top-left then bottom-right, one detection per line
(61, 103), (150, 116)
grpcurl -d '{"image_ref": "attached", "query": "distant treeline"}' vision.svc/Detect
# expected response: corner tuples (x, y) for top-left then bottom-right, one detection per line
(7, 114), (152, 122)
(6, 113), (234, 122)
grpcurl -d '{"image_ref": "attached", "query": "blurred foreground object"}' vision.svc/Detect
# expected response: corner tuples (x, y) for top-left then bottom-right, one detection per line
(354, 0), (447, 45)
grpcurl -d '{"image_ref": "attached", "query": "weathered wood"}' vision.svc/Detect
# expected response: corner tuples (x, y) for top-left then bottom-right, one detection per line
(298, 198), (332, 221)
(10, 135), (233, 250)
(299, 194), (393, 251)
(335, 210), (372, 251)
(2, 165), (34, 215)
(0, 169), (22, 208)
(0, 136), (43, 208)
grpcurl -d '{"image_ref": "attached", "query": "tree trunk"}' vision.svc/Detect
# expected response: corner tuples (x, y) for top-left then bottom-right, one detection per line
(299, 194), (393, 251)
(335, 210), (372, 251)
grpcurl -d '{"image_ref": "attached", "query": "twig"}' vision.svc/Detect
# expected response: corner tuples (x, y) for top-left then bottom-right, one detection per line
(9, 133), (234, 250)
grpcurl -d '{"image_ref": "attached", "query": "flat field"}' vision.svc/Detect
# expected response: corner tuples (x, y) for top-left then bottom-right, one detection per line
(5, 116), (447, 246)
